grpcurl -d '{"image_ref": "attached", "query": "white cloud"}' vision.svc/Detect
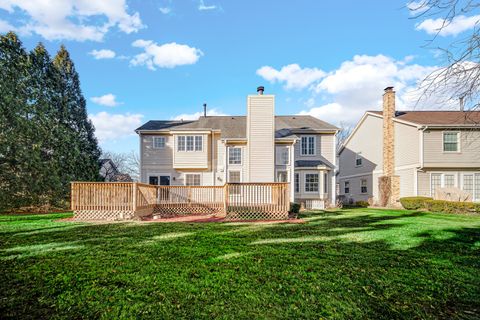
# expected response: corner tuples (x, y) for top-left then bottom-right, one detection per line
(130, 39), (203, 70)
(298, 54), (438, 125)
(0, 19), (15, 32)
(159, 7), (171, 14)
(416, 15), (480, 36)
(91, 94), (121, 107)
(198, 0), (217, 11)
(89, 49), (116, 59)
(172, 108), (227, 121)
(89, 111), (143, 142)
(0, 0), (144, 42)
(256, 64), (326, 90)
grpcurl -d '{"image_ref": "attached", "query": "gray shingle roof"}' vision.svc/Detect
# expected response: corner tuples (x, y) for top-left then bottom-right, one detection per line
(136, 115), (338, 139)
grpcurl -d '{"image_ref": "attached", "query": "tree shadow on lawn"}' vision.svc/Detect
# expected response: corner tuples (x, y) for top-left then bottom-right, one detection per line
(0, 210), (479, 319)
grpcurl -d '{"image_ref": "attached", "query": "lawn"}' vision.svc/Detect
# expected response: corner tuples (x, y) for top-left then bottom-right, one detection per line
(1, 209), (479, 319)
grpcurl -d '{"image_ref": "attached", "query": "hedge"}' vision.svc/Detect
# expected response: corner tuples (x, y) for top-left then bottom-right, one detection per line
(424, 200), (480, 214)
(399, 197), (433, 210)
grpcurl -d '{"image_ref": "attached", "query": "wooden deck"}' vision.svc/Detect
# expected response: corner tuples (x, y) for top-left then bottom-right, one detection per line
(71, 182), (290, 220)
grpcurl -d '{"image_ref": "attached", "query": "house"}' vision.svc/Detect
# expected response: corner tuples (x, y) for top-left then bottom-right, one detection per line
(338, 87), (480, 205)
(99, 159), (133, 182)
(135, 87), (339, 209)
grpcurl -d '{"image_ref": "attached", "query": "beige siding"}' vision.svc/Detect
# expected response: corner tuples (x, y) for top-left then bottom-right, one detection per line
(417, 170), (430, 197)
(225, 144), (248, 183)
(141, 134), (173, 166)
(423, 129), (480, 167)
(395, 122), (420, 167)
(294, 134), (335, 167)
(396, 168), (415, 198)
(173, 134), (209, 169)
(338, 115), (383, 178)
(247, 95), (275, 182)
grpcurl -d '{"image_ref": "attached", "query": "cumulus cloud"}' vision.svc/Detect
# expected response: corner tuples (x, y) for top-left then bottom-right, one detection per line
(416, 15), (480, 36)
(256, 64), (326, 90)
(159, 7), (172, 14)
(198, 0), (217, 11)
(130, 39), (203, 70)
(0, 0), (144, 41)
(0, 19), (15, 32)
(91, 94), (121, 107)
(172, 108), (227, 121)
(89, 49), (116, 59)
(89, 111), (143, 142)
(298, 54), (438, 125)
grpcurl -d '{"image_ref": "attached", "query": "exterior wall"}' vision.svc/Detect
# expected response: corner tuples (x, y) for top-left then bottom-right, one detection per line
(293, 134), (335, 167)
(337, 174), (373, 202)
(396, 168), (415, 198)
(173, 133), (209, 169)
(417, 169), (480, 201)
(225, 143), (248, 183)
(294, 169), (329, 208)
(247, 94), (275, 182)
(395, 122), (420, 167)
(423, 129), (480, 167)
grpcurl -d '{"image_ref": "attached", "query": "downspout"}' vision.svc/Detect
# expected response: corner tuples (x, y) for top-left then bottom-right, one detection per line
(211, 130), (215, 186)
(332, 131), (338, 206)
(290, 140), (296, 202)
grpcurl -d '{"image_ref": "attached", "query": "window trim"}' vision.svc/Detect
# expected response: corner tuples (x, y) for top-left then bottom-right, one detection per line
(360, 178), (367, 194)
(430, 172), (458, 196)
(304, 173), (319, 193)
(228, 147), (242, 165)
(442, 131), (461, 153)
(300, 135), (316, 156)
(177, 135), (203, 152)
(184, 173), (201, 186)
(153, 136), (166, 149)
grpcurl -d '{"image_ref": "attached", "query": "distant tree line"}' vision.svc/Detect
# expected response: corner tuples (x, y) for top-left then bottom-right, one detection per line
(0, 32), (101, 212)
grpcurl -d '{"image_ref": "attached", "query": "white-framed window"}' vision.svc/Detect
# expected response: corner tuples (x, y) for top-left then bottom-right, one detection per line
(431, 173), (442, 196)
(277, 146), (289, 165)
(228, 147), (242, 165)
(462, 173), (480, 202)
(355, 153), (363, 167)
(228, 170), (241, 183)
(431, 173), (457, 196)
(153, 136), (166, 149)
(301, 136), (315, 155)
(276, 171), (288, 183)
(185, 174), (201, 186)
(295, 173), (299, 193)
(344, 181), (350, 194)
(178, 135), (203, 152)
(305, 173), (319, 192)
(443, 132), (460, 152)
(361, 179), (367, 193)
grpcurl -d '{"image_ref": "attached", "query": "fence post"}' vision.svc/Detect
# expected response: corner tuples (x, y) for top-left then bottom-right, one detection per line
(132, 182), (137, 212)
(70, 182), (74, 211)
(223, 183), (229, 215)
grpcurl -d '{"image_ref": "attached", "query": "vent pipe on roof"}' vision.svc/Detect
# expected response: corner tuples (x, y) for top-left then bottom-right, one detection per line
(203, 103), (207, 117)
(459, 96), (465, 111)
(257, 86), (264, 95)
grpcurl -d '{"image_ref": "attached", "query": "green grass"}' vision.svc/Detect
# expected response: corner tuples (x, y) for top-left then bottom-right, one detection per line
(0, 209), (479, 319)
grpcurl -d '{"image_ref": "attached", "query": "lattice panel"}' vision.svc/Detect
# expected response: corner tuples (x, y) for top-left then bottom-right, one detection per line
(153, 204), (224, 218)
(74, 210), (134, 221)
(225, 209), (288, 221)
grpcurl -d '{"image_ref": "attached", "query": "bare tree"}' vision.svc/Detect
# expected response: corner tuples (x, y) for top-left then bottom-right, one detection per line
(336, 121), (353, 151)
(408, 0), (480, 112)
(101, 151), (140, 182)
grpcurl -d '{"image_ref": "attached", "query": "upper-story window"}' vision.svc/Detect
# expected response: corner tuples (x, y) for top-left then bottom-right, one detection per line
(277, 146), (289, 165)
(229, 147), (242, 164)
(153, 137), (166, 149)
(355, 153), (363, 167)
(301, 136), (315, 155)
(443, 132), (459, 152)
(177, 135), (203, 152)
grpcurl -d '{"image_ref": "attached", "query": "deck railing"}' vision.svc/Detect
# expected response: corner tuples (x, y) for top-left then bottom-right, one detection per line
(71, 182), (289, 220)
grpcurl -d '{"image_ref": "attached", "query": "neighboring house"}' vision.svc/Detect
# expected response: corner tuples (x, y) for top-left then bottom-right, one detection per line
(338, 87), (480, 205)
(99, 159), (133, 182)
(135, 87), (339, 209)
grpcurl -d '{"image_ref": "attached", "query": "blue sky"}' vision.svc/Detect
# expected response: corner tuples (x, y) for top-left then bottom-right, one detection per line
(0, 0), (473, 153)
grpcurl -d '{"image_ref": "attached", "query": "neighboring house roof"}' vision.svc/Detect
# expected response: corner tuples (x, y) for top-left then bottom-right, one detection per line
(368, 111), (480, 126)
(99, 158), (119, 173)
(136, 115), (338, 139)
(295, 160), (328, 168)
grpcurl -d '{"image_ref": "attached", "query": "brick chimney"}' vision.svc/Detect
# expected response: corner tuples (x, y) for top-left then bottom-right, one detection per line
(379, 86), (400, 207)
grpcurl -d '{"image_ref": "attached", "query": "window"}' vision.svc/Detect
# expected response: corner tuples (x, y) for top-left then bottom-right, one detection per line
(475, 174), (480, 202)
(186, 136), (194, 151)
(178, 136), (186, 151)
(277, 147), (289, 165)
(229, 147), (242, 164)
(462, 173), (480, 202)
(149, 176), (159, 185)
(153, 137), (165, 149)
(355, 153), (363, 167)
(295, 173), (299, 193)
(277, 171), (288, 182)
(463, 174), (474, 196)
(301, 136), (315, 155)
(444, 174), (455, 188)
(443, 132), (459, 152)
(344, 181), (350, 194)
(305, 173), (319, 192)
(431, 173), (442, 196)
(185, 174), (201, 186)
(149, 175), (170, 186)
(194, 136), (203, 151)
(361, 179), (367, 193)
(228, 170), (241, 183)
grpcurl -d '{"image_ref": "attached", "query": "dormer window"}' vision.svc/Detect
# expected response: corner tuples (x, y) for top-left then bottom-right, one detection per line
(301, 136), (315, 155)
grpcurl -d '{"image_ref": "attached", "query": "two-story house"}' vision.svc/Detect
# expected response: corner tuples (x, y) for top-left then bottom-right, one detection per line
(338, 87), (480, 205)
(135, 87), (339, 209)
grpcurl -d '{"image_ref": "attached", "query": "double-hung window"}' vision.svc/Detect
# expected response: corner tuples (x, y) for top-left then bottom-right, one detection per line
(177, 136), (186, 151)
(186, 136), (194, 151)
(153, 137), (165, 149)
(443, 132), (459, 152)
(294, 173), (299, 193)
(355, 153), (363, 167)
(178, 135), (203, 152)
(305, 173), (319, 192)
(277, 147), (289, 165)
(344, 181), (350, 194)
(185, 174), (201, 186)
(229, 147), (242, 164)
(361, 179), (367, 193)
(194, 136), (203, 151)
(301, 136), (315, 155)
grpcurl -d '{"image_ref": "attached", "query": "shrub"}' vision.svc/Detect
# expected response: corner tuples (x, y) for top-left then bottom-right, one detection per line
(354, 201), (369, 208)
(424, 199), (480, 214)
(399, 197), (433, 210)
(289, 202), (301, 214)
